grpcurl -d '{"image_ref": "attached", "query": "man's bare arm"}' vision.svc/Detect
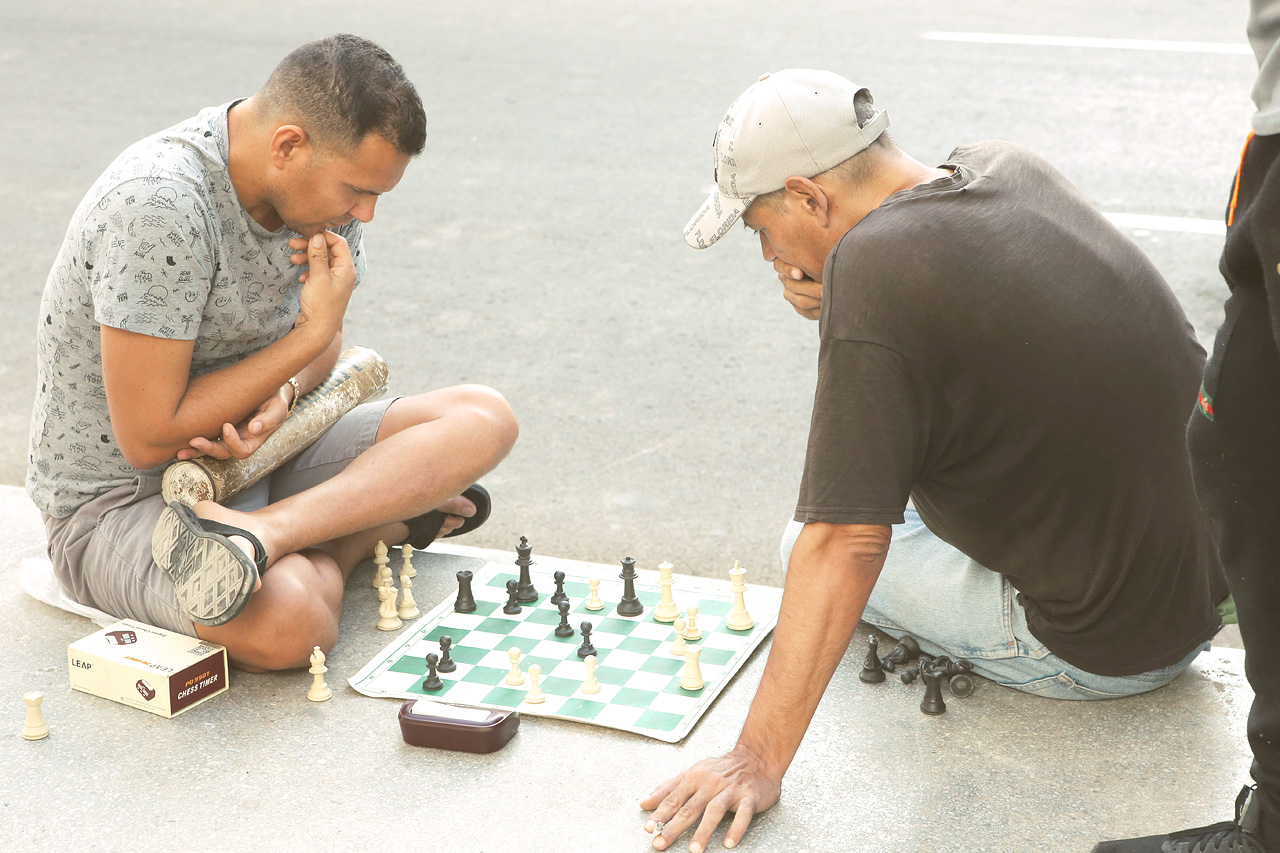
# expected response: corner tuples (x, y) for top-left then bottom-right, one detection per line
(103, 231), (354, 470)
(642, 521), (891, 852)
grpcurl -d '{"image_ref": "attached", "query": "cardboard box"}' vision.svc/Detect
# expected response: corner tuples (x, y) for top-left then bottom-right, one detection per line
(68, 620), (228, 718)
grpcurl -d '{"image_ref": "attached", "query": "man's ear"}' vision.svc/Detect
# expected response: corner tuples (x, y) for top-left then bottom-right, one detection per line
(268, 125), (310, 170)
(782, 176), (831, 227)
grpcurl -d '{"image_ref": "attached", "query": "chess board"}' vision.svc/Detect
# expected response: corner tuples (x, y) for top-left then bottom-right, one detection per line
(349, 556), (782, 743)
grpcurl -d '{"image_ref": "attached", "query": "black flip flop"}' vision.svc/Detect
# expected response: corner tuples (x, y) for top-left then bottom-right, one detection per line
(151, 501), (268, 627)
(403, 483), (492, 549)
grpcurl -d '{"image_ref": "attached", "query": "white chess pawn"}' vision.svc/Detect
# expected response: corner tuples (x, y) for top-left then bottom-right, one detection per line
(400, 543), (416, 579)
(377, 583), (402, 631)
(504, 647), (525, 686)
(679, 645), (705, 691)
(683, 605), (702, 641)
(372, 539), (391, 589)
(726, 561), (754, 631)
(670, 618), (688, 656)
(307, 646), (332, 702)
(524, 664), (545, 704)
(585, 577), (604, 611)
(581, 655), (601, 695)
(653, 561), (679, 623)
(22, 692), (49, 741)
(397, 570), (420, 620)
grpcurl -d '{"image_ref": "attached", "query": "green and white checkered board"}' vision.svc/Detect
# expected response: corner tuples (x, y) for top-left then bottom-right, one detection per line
(349, 558), (781, 743)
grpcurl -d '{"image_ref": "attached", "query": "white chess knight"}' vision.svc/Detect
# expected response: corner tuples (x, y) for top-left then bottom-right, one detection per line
(725, 560), (754, 631)
(307, 646), (332, 702)
(653, 561), (679, 623)
(397, 569), (420, 620)
(376, 583), (402, 631)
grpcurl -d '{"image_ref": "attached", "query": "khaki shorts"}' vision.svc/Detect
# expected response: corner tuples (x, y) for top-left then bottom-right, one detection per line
(43, 399), (395, 635)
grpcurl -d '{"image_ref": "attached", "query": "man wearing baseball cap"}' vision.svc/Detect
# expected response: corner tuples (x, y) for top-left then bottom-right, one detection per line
(642, 69), (1227, 851)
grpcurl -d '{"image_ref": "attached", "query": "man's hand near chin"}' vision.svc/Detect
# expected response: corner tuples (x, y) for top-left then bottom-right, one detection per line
(775, 259), (822, 320)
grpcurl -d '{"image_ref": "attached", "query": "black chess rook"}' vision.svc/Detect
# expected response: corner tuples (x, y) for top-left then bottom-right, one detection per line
(454, 570), (477, 613)
(920, 667), (947, 715)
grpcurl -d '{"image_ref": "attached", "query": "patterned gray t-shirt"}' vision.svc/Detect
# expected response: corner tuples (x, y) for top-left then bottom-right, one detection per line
(27, 102), (366, 517)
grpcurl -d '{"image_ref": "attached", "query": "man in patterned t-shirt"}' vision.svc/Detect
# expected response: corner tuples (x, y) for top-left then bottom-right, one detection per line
(27, 35), (518, 672)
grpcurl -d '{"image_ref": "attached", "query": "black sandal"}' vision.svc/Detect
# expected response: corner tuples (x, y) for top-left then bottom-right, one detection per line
(403, 483), (492, 549)
(151, 502), (268, 627)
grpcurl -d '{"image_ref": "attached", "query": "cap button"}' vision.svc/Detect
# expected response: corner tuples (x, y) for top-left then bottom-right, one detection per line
(757, 72), (771, 81)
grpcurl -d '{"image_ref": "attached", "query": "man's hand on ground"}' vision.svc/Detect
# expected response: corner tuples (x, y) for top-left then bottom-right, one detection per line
(640, 746), (782, 852)
(775, 259), (822, 320)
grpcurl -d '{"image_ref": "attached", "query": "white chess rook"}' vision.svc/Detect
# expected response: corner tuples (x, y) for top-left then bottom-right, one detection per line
(22, 692), (49, 741)
(654, 560), (679, 623)
(726, 560), (754, 631)
(679, 646), (705, 691)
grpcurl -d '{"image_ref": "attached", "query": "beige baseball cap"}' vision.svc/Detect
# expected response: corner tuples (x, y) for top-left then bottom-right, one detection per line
(683, 69), (889, 249)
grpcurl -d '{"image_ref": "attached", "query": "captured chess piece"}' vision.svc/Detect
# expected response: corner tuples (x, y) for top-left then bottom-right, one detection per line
(454, 570), (477, 613)
(307, 646), (332, 702)
(581, 655), (601, 694)
(524, 664), (545, 704)
(670, 618), (688, 656)
(504, 647), (525, 686)
(400, 542), (416, 579)
(422, 652), (444, 692)
(555, 600), (575, 638)
(679, 645), (705, 691)
(653, 561), (679, 623)
(514, 536), (538, 603)
(920, 667), (947, 715)
(397, 569), (420, 620)
(725, 561), (754, 631)
(879, 636), (922, 672)
(550, 570), (568, 607)
(22, 692), (49, 741)
(949, 672), (976, 699)
(372, 539), (391, 589)
(377, 583), (403, 631)
(503, 579), (523, 615)
(616, 556), (644, 617)
(437, 636), (457, 673)
(577, 621), (597, 659)
(860, 636), (887, 684)
(585, 577), (604, 611)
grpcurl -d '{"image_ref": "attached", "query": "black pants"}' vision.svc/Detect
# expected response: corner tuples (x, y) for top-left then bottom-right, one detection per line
(1187, 132), (1280, 842)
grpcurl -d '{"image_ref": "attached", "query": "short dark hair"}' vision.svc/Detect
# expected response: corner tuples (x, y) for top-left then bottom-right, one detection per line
(260, 34), (427, 157)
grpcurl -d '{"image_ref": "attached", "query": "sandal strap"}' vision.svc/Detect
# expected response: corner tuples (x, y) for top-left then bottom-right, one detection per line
(196, 517), (268, 570)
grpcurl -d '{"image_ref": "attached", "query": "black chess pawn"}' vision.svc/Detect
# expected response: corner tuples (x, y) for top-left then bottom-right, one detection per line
(454, 570), (477, 613)
(577, 621), (597, 659)
(555, 600), (575, 638)
(422, 652), (444, 692)
(920, 667), (947, 715)
(859, 636), (886, 683)
(615, 556), (644, 617)
(550, 570), (569, 607)
(437, 636), (457, 673)
(503, 579), (523, 614)
(514, 536), (538, 603)
(879, 636), (922, 672)
(900, 665), (921, 685)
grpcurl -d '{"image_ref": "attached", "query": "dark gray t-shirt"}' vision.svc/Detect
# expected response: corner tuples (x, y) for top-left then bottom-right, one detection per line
(795, 141), (1225, 676)
(27, 102), (366, 517)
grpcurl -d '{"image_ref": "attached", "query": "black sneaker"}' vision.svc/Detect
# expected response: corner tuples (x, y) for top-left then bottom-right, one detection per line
(1090, 786), (1268, 853)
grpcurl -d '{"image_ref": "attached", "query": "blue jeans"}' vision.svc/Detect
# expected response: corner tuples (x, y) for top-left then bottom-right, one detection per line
(780, 511), (1207, 700)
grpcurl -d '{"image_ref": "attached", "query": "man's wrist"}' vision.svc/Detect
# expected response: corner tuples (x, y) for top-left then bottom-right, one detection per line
(285, 377), (301, 415)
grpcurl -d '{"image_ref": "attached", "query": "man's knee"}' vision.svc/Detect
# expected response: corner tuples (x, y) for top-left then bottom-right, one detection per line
(454, 384), (519, 459)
